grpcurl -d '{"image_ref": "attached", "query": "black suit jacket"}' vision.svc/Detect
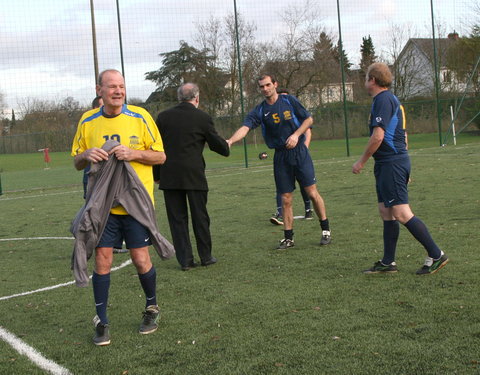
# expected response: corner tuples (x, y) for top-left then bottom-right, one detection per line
(153, 102), (230, 191)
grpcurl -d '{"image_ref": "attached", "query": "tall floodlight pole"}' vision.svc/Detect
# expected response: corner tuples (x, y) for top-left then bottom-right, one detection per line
(336, 0), (350, 156)
(89, 0), (99, 85)
(116, 0), (126, 101)
(430, 0), (443, 146)
(233, 0), (248, 168)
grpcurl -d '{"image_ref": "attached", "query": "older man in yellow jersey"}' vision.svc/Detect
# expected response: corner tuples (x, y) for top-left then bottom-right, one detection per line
(72, 69), (166, 346)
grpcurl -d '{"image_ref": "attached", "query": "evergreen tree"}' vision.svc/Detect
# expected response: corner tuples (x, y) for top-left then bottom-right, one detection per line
(145, 41), (227, 114)
(145, 41), (211, 101)
(313, 32), (341, 80)
(313, 32), (335, 62)
(333, 41), (352, 72)
(360, 35), (377, 74)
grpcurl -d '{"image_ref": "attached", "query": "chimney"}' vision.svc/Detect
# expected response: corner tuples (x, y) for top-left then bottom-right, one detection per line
(448, 31), (459, 40)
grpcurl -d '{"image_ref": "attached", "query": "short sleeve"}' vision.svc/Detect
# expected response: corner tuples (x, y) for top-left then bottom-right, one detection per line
(142, 109), (164, 152)
(71, 114), (88, 156)
(242, 106), (262, 130)
(287, 95), (311, 122)
(372, 95), (395, 130)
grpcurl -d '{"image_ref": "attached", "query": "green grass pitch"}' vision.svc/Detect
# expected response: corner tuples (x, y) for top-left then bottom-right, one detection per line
(0, 133), (479, 374)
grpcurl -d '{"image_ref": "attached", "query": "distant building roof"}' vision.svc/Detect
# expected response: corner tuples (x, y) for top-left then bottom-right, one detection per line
(398, 36), (458, 64)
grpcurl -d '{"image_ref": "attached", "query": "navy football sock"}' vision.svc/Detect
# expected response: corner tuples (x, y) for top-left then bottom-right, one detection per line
(320, 218), (330, 231)
(404, 216), (442, 259)
(284, 229), (294, 240)
(92, 272), (110, 324)
(382, 220), (399, 265)
(139, 266), (157, 308)
(300, 188), (311, 211)
(304, 201), (312, 211)
(276, 193), (283, 216)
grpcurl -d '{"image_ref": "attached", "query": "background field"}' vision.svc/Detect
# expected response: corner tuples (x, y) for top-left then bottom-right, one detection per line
(0, 134), (479, 374)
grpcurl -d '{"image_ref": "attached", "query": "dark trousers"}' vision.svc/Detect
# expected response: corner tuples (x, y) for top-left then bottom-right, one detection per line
(163, 189), (212, 267)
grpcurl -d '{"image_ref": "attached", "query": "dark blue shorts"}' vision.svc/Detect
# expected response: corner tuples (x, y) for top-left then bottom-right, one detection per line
(97, 214), (152, 249)
(274, 144), (316, 194)
(374, 157), (410, 207)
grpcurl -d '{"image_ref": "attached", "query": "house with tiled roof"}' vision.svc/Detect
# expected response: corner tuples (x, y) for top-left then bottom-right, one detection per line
(393, 33), (468, 99)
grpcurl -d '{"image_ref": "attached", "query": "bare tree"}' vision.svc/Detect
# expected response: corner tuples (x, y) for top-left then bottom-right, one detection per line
(388, 20), (460, 100)
(13, 97), (83, 134)
(395, 45), (432, 99)
(223, 12), (260, 113)
(268, 0), (326, 97)
(193, 12), (260, 116)
(0, 91), (9, 135)
(0, 90), (6, 118)
(127, 97), (144, 106)
(195, 16), (223, 68)
(383, 23), (418, 65)
(474, 1), (480, 27)
(384, 22), (419, 97)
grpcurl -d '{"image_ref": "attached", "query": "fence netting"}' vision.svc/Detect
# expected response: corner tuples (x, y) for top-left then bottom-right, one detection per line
(0, 0), (478, 154)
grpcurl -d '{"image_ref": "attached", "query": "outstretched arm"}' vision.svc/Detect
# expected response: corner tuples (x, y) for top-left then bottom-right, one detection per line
(205, 117), (230, 157)
(227, 126), (250, 148)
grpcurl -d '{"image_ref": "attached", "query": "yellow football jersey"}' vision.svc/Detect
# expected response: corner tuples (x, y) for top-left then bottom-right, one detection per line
(72, 104), (163, 215)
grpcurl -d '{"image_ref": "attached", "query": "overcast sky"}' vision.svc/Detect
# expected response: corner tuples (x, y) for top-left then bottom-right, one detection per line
(0, 0), (476, 113)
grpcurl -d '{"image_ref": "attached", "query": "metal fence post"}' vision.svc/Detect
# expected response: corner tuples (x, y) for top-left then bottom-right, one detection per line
(233, 0), (248, 168)
(336, 0), (350, 157)
(430, 0), (443, 146)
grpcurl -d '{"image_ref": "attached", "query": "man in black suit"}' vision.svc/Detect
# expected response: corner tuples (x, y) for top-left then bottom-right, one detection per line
(154, 83), (230, 271)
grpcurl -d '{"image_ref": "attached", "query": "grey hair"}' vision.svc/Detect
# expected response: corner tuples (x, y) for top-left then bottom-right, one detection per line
(98, 69), (123, 86)
(177, 83), (199, 102)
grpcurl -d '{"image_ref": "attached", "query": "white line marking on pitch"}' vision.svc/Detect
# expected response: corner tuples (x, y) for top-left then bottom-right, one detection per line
(0, 326), (73, 375)
(0, 254), (131, 374)
(206, 158), (352, 178)
(0, 237), (74, 242)
(0, 190), (82, 201)
(0, 259), (132, 301)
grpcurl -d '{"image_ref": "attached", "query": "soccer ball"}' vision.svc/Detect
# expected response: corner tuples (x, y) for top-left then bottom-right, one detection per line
(258, 152), (268, 160)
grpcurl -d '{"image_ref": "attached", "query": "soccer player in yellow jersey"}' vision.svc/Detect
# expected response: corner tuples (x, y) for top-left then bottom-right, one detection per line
(72, 69), (166, 346)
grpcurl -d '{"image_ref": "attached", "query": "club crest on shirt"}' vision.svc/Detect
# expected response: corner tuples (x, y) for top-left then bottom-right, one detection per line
(129, 135), (140, 148)
(375, 117), (382, 123)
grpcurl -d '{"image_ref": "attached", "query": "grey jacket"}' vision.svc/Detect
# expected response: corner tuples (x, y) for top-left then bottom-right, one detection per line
(70, 140), (175, 287)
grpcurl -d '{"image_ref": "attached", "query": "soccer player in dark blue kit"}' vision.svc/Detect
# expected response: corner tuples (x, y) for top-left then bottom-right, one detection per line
(270, 88), (314, 225)
(227, 74), (331, 249)
(353, 62), (448, 275)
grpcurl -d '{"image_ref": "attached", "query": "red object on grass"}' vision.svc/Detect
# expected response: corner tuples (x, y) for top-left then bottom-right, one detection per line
(43, 148), (51, 163)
